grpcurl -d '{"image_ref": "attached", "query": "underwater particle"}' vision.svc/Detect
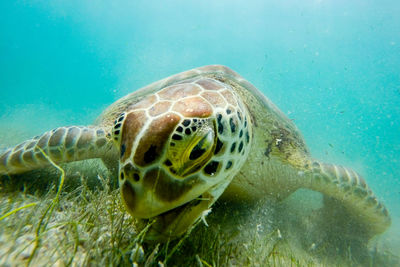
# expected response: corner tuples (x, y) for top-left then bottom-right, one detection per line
(256, 223), (263, 233)
(275, 138), (282, 146)
(277, 229), (282, 239)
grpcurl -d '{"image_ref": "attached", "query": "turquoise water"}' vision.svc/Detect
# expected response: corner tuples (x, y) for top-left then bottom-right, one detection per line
(1, 0), (399, 250)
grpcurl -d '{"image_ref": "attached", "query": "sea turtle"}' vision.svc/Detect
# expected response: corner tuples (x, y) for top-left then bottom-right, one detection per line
(0, 65), (391, 241)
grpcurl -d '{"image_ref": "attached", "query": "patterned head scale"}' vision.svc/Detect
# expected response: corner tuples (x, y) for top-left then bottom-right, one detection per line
(111, 77), (252, 224)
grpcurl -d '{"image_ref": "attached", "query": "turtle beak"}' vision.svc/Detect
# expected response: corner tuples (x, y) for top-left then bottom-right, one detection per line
(119, 164), (207, 219)
(135, 192), (215, 242)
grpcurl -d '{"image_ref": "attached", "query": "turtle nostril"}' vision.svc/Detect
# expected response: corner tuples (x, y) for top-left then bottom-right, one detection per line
(123, 163), (141, 182)
(133, 173), (140, 182)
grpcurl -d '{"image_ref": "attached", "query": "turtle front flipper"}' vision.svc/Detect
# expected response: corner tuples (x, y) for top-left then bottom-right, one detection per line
(0, 126), (115, 175)
(305, 161), (391, 237)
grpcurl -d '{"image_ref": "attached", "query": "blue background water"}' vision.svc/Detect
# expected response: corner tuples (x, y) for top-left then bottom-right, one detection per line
(1, 0), (399, 238)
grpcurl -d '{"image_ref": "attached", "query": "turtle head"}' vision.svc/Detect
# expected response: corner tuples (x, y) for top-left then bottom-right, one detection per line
(111, 80), (252, 240)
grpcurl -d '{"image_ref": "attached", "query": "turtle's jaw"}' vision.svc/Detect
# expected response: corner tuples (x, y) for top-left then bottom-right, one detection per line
(134, 192), (214, 242)
(119, 169), (215, 241)
(121, 174), (234, 242)
(119, 169), (210, 219)
(119, 163), (236, 241)
(120, 176), (214, 241)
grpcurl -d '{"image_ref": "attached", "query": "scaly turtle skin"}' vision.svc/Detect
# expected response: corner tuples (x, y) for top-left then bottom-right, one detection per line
(0, 65), (391, 241)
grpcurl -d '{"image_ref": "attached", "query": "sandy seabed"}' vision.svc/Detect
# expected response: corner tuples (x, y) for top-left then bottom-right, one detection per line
(0, 160), (399, 267)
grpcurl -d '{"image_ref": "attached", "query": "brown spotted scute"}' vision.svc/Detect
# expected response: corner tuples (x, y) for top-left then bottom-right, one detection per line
(116, 76), (254, 220)
(168, 77), (252, 179)
(118, 81), (218, 170)
(179, 78), (251, 179)
(119, 78), (251, 177)
(134, 113), (181, 167)
(118, 111), (146, 161)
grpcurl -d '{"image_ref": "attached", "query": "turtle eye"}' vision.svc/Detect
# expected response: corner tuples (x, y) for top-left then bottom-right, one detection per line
(165, 118), (216, 177)
(188, 131), (214, 161)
